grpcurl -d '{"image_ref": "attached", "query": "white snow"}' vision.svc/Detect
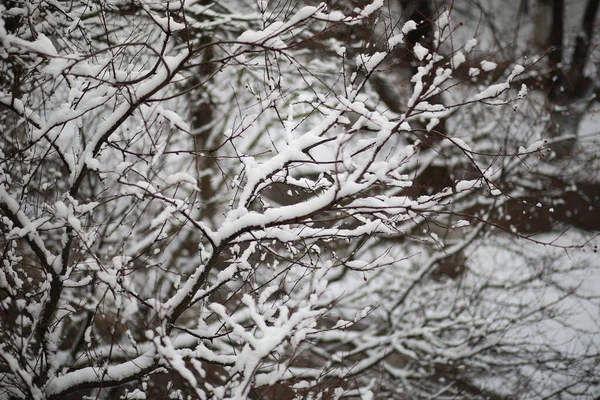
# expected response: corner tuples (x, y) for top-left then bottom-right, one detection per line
(45, 352), (156, 395)
(451, 220), (470, 228)
(413, 43), (429, 61)
(359, 0), (384, 18)
(464, 38), (478, 52)
(480, 60), (497, 71)
(451, 137), (472, 152)
(157, 107), (191, 132)
(473, 82), (509, 101)
(401, 20), (417, 35)
(451, 51), (466, 69)
(356, 52), (387, 73)
(165, 172), (197, 186)
(436, 10), (450, 30)
(5, 33), (57, 56)
(388, 33), (404, 48)
(518, 84), (528, 97)
(518, 140), (544, 154)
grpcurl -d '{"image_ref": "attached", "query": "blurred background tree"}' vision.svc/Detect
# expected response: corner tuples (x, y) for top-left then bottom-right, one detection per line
(0, 0), (599, 399)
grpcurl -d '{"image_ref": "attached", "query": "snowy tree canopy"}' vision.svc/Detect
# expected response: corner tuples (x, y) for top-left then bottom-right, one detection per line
(1, 0), (599, 399)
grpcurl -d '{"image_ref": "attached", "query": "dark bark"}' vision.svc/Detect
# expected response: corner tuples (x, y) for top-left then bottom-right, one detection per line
(547, 0), (566, 107)
(569, 0), (600, 87)
(399, 0), (435, 50)
(546, 0), (599, 156)
(398, 0), (448, 149)
(498, 181), (600, 233)
(548, 0), (564, 74)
